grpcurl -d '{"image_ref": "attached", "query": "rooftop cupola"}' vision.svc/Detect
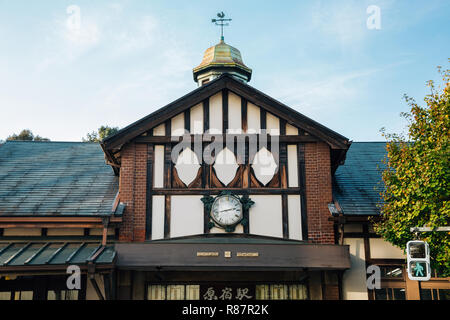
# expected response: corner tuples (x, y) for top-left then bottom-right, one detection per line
(193, 12), (252, 86)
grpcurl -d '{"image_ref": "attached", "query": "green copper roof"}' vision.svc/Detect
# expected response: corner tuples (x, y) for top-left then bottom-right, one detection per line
(333, 142), (387, 215)
(0, 242), (115, 267)
(0, 141), (120, 216)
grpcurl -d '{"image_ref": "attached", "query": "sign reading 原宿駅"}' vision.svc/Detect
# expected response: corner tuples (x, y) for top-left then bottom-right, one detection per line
(200, 284), (255, 300)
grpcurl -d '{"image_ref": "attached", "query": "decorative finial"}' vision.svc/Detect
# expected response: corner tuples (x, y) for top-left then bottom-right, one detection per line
(211, 11), (232, 41)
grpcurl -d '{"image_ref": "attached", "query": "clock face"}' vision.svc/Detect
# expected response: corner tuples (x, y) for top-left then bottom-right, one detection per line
(211, 195), (243, 227)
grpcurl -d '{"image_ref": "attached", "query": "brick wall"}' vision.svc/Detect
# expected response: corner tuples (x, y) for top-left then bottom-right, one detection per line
(304, 142), (335, 244)
(118, 142), (147, 242)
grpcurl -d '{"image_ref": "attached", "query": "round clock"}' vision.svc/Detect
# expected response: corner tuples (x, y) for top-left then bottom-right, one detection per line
(211, 194), (243, 227)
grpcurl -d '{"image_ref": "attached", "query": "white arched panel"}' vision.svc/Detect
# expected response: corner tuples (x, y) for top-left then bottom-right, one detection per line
(252, 147), (277, 186)
(214, 147), (238, 186)
(174, 148), (200, 186)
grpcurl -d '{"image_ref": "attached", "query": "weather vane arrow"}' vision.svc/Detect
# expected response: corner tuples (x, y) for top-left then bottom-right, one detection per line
(211, 11), (232, 41)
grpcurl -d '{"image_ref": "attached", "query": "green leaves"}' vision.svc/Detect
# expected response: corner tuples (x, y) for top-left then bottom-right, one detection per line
(83, 125), (119, 142)
(6, 129), (50, 141)
(375, 64), (450, 276)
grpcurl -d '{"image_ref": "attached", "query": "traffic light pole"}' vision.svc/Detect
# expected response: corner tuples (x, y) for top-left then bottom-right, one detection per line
(410, 227), (450, 232)
(410, 226), (450, 240)
(405, 227), (449, 295)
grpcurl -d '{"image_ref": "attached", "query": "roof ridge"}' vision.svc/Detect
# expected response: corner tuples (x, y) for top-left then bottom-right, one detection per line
(4, 140), (99, 144)
(351, 141), (387, 143)
(102, 73), (350, 151)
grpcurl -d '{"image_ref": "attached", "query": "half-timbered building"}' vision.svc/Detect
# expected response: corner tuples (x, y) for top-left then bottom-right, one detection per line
(100, 38), (352, 300)
(0, 38), (448, 300)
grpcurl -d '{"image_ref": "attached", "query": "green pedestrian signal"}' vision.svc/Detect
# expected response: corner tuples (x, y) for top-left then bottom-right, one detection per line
(406, 241), (431, 281)
(410, 261), (427, 277)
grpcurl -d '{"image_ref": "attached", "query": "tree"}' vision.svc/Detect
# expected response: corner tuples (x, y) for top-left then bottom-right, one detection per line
(7, 129), (50, 141)
(83, 125), (119, 142)
(374, 63), (450, 276)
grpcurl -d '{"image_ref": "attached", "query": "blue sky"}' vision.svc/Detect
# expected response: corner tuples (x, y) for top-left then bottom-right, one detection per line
(0, 0), (449, 142)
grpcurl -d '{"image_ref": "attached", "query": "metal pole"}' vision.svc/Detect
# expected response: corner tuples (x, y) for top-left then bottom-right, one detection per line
(410, 227), (450, 232)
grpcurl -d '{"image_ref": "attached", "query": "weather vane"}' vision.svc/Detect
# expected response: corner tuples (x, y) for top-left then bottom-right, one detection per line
(212, 12), (232, 41)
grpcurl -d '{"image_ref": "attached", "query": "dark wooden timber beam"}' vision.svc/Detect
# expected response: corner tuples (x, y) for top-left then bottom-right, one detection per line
(0, 264), (115, 273)
(89, 276), (105, 300)
(134, 134), (320, 144)
(149, 188), (302, 195)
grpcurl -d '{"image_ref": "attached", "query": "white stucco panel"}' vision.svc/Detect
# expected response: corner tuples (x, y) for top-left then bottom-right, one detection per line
(190, 103), (203, 134)
(228, 92), (242, 133)
(369, 238), (406, 259)
(249, 195), (283, 238)
(153, 123), (165, 136)
(288, 195), (302, 240)
(247, 102), (260, 133)
(151, 195), (165, 240)
(170, 196), (204, 238)
(153, 145), (165, 188)
(287, 144), (298, 187)
(209, 92), (222, 134)
(286, 123), (298, 135)
(171, 112), (185, 136)
(266, 112), (280, 135)
(343, 238), (368, 300)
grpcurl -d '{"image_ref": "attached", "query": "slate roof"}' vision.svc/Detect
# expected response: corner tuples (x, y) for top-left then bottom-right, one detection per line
(333, 142), (387, 215)
(0, 141), (119, 216)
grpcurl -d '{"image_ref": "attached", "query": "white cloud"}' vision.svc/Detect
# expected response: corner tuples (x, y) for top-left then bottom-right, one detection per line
(265, 68), (379, 114)
(64, 19), (100, 49)
(108, 15), (159, 57)
(309, 1), (367, 49)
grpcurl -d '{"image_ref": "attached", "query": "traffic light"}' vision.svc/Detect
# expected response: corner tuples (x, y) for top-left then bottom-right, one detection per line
(406, 240), (431, 281)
